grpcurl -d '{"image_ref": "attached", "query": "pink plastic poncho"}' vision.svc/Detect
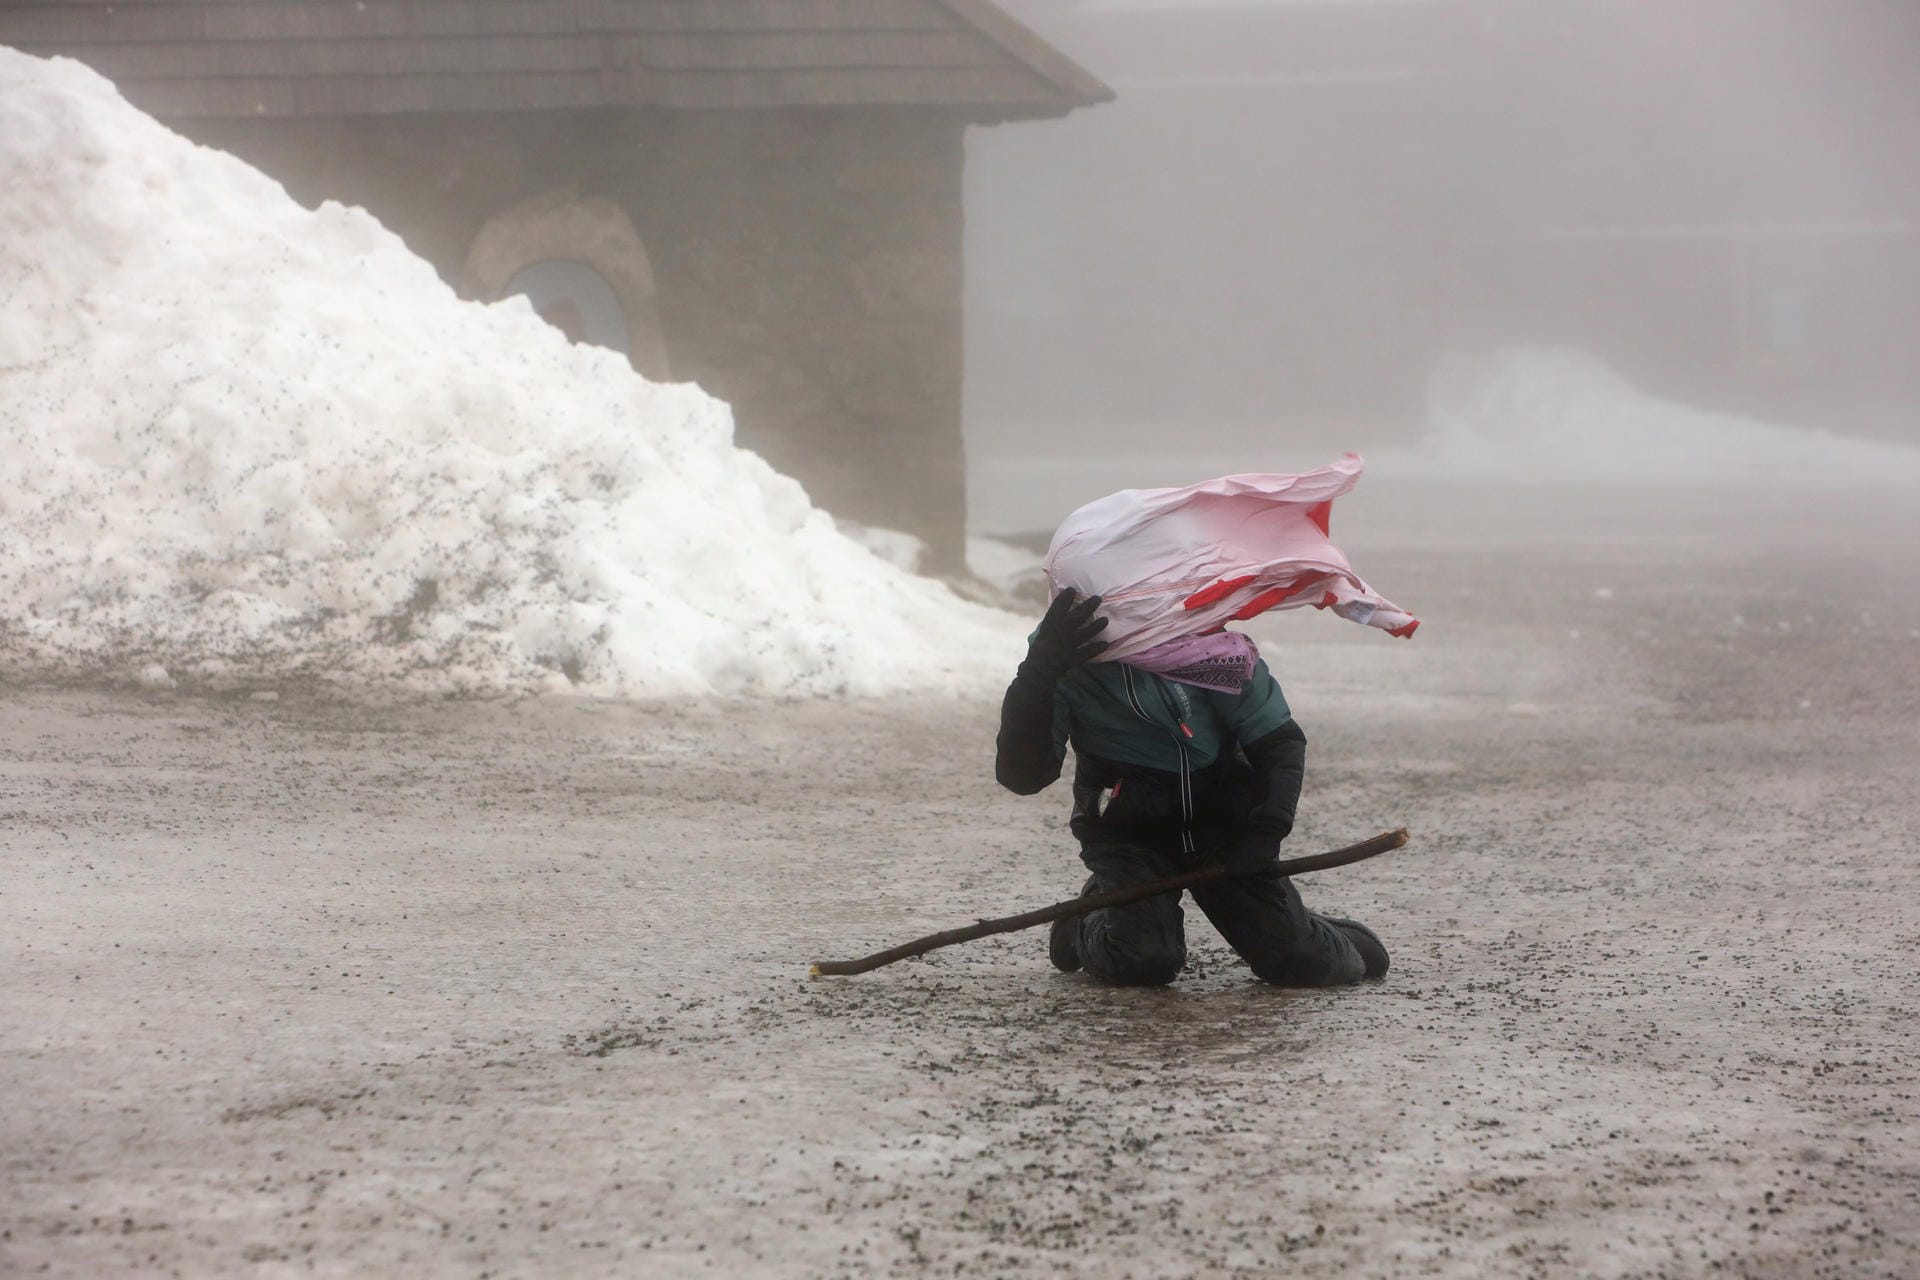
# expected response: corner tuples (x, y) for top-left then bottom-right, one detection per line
(1043, 454), (1417, 664)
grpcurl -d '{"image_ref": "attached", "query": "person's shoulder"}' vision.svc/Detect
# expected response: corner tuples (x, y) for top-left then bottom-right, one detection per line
(1218, 657), (1291, 727)
(1247, 657), (1283, 694)
(1061, 662), (1124, 697)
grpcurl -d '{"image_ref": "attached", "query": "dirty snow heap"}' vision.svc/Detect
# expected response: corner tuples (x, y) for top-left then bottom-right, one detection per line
(0, 49), (1022, 697)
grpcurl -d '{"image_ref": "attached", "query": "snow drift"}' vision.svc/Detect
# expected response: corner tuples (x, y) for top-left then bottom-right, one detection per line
(1407, 347), (1920, 489)
(971, 348), (1920, 536)
(0, 49), (1021, 697)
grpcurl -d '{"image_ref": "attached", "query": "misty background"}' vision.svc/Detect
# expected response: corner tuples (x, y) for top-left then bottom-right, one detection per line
(962, 0), (1920, 532)
(8, 15), (1920, 1275)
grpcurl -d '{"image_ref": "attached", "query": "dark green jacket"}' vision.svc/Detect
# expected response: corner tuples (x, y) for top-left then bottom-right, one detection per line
(996, 656), (1305, 860)
(1050, 659), (1293, 773)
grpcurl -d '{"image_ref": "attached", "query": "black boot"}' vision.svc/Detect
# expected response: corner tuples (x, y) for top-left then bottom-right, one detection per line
(1049, 877), (1098, 973)
(1323, 916), (1390, 979)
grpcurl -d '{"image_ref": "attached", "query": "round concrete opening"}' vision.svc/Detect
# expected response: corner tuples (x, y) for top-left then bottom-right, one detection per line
(466, 189), (672, 382)
(504, 260), (632, 356)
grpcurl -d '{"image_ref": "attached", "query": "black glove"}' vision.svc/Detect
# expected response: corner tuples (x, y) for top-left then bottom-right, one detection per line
(995, 590), (1109, 794)
(1022, 589), (1110, 680)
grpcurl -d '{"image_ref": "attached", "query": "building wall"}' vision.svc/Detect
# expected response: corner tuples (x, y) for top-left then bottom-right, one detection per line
(190, 107), (971, 568)
(618, 111), (969, 570)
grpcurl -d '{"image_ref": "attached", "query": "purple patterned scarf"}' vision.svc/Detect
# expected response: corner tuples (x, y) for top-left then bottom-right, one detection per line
(1122, 631), (1260, 694)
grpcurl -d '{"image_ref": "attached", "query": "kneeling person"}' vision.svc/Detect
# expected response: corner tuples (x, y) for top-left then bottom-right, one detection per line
(995, 589), (1388, 988)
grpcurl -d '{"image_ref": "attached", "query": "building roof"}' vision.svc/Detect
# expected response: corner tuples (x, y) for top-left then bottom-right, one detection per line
(0, 0), (1112, 120)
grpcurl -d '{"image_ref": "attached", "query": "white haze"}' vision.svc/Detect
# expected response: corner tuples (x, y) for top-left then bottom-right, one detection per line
(965, 0), (1920, 543)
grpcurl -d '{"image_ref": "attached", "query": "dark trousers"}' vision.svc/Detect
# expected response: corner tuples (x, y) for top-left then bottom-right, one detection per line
(1071, 839), (1366, 988)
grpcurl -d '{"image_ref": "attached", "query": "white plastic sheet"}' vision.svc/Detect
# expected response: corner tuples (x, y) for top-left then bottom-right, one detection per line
(1043, 454), (1417, 662)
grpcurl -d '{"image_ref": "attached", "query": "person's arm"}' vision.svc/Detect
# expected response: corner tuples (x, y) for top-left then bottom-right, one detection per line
(994, 670), (1068, 795)
(1229, 718), (1307, 866)
(995, 590), (1108, 795)
(1221, 660), (1305, 871)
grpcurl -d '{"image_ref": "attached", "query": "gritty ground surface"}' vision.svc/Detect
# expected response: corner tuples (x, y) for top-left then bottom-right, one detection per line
(5, 494), (1920, 1279)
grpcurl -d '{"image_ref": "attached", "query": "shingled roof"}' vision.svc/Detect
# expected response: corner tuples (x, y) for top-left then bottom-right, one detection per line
(0, 0), (1112, 120)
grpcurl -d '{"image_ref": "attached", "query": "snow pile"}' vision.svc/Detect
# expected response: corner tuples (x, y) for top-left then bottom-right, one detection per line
(1403, 347), (1920, 489)
(966, 536), (1050, 605)
(0, 49), (1022, 697)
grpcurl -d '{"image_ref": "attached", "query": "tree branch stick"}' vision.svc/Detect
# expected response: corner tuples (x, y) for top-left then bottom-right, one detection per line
(809, 827), (1409, 978)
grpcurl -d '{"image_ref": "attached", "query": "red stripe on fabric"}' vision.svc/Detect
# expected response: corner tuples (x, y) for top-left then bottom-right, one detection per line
(1182, 574), (1256, 611)
(1315, 592), (1339, 609)
(1306, 501), (1332, 536)
(1230, 582), (1303, 621)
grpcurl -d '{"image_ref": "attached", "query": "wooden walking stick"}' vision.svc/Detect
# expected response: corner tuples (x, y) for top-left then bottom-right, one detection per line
(810, 827), (1408, 978)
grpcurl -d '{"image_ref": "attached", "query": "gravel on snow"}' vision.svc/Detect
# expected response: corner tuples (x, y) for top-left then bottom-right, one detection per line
(4, 502), (1918, 1279)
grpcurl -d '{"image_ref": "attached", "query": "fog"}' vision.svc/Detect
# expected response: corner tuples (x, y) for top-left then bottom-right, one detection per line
(7, 17), (1920, 1277)
(965, 0), (1920, 534)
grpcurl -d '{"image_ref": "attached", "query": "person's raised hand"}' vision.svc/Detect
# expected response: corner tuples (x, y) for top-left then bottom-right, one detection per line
(1024, 588), (1109, 679)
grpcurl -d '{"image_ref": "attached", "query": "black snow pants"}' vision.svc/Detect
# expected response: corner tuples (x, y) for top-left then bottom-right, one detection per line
(993, 656), (1369, 988)
(1065, 836), (1368, 988)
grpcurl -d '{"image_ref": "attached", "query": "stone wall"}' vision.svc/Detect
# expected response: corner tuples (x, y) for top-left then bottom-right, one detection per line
(191, 107), (972, 570)
(620, 111), (969, 572)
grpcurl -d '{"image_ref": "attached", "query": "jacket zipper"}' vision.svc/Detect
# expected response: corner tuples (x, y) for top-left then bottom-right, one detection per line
(1122, 666), (1196, 854)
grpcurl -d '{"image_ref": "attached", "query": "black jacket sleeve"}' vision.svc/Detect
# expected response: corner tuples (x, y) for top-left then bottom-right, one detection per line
(995, 662), (1066, 795)
(1231, 718), (1307, 861)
